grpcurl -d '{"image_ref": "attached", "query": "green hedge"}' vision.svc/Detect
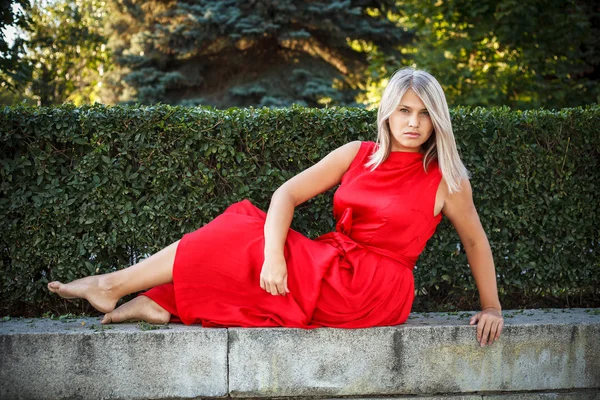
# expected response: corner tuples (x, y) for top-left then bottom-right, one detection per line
(1, 103), (598, 315)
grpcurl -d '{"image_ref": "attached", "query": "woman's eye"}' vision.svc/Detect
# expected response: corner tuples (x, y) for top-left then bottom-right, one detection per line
(421, 111), (430, 116)
(400, 108), (408, 112)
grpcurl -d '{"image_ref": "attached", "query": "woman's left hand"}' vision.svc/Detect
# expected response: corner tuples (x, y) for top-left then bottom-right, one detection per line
(469, 308), (504, 347)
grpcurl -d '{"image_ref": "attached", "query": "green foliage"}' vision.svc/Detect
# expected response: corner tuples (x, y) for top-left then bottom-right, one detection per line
(101, 0), (411, 108)
(1, 0), (110, 106)
(137, 321), (169, 330)
(3, 0), (597, 112)
(416, 105), (599, 304)
(381, 0), (600, 109)
(0, 104), (598, 315)
(0, 0), (32, 93)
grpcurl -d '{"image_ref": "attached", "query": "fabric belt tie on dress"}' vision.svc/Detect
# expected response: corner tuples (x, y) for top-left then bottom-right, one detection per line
(335, 207), (417, 271)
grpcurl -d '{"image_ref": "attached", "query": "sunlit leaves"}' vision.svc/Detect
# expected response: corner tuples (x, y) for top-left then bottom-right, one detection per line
(2, 0), (112, 106)
(363, 0), (598, 110)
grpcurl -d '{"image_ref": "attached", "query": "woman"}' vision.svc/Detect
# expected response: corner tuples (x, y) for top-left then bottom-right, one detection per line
(48, 67), (504, 347)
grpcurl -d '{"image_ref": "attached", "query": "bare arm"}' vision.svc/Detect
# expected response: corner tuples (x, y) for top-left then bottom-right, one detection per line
(441, 178), (502, 311)
(260, 141), (361, 295)
(441, 178), (504, 347)
(263, 140), (361, 257)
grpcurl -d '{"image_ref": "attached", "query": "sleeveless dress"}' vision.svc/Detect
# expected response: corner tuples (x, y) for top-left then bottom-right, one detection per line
(141, 141), (443, 328)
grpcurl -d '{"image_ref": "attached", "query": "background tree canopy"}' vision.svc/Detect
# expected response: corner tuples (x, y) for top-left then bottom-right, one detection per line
(391, 0), (600, 109)
(0, 0), (32, 95)
(98, 0), (410, 108)
(1, 0), (598, 110)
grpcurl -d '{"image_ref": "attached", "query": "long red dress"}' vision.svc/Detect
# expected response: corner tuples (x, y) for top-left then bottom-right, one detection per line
(141, 141), (443, 328)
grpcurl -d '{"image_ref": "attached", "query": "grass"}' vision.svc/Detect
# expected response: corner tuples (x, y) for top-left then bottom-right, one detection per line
(137, 321), (170, 331)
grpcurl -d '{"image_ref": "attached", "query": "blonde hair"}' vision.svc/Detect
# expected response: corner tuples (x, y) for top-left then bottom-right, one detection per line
(364, 67), (470, 194)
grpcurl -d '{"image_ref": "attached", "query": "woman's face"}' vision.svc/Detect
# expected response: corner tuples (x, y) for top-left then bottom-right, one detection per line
(387, 88), (434, 153)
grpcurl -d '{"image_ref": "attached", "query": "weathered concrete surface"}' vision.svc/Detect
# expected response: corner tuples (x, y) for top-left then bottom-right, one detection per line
(0, 317), (228, 400)
(348, 393), (600, 400)
(1, 308), (598, 400)
(350, 396), (482, 400)
(228, 308), (600, 397)
(483, 391), (600, 399)
(341, 392), (600, 399)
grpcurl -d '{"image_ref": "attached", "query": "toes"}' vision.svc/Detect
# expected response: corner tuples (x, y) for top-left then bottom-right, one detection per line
(48, 282), (60, 292)
(102, 308), (128, 324)
(100, 298), (171, 325)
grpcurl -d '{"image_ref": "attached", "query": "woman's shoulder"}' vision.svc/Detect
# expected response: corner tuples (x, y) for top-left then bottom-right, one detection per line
(439, 175), (473, 213)
(345, 140), (375, 150)
(332, 141), (372, 172)
(337, 140), (363, 156)
(358, 140), (378, 156)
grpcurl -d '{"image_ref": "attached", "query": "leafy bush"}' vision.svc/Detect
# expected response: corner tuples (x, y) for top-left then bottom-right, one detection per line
(1, 103), (598, 315)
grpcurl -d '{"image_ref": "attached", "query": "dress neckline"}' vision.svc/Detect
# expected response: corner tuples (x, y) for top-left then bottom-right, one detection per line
(372, 142), (423, 157)
(386, 150), (424, 167)
(370, 142), (425, 167)
(389, 150), (424, 156)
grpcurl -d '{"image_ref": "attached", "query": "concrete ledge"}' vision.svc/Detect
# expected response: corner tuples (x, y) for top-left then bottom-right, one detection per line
(1, 308), (599, 400)
(0, 320), (228, 399)
(229, 308), (600, 397)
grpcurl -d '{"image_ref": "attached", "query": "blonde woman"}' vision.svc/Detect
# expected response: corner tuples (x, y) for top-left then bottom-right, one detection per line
(48, 67), (504, 347)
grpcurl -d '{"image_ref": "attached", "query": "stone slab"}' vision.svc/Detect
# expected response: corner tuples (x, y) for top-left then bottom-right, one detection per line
(228, 308), (600, 397)
(323, 391), (600, 399)
(0, 317), (228, 400)
(347, 396), (482, 400)
(483, 390), (600, 399)
(347, 394), (599, 400)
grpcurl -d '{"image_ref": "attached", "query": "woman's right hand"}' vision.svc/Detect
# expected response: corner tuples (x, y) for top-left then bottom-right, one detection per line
(260, 252), (290, 296)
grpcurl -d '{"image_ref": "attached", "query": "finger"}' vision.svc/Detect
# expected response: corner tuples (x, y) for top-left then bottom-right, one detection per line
(265, 282), (274, 295)
(269, 283), (279, 296)
(276, 282), (286, 296)
(476, 318), (484, 342)
(469, 313), (479, 325)
(487, 322), (498, 344)
(284, 276), (290, 294)
(260, 278), (265, 291)
(480, 320), (492, 347)
(495, 321), (504, 340)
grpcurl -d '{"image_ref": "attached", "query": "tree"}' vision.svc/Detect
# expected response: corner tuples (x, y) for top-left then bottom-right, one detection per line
(99, 0), (414, 108)
(363, 0), (600, 110)
(0, 0), (33, 94)
(2, 0), (111, 106)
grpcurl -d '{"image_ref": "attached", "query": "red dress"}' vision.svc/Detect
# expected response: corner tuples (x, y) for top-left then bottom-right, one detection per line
(141, 141), (443, 328)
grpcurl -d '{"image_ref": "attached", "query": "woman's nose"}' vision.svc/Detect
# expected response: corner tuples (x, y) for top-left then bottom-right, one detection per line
(408, 113), (419, 127)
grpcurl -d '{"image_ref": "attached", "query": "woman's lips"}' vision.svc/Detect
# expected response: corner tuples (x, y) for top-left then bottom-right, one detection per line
(404, 132), (420, 138)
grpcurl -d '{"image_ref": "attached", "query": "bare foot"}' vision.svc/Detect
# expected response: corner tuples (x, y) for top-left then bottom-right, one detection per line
(47, 275), (119, 313)
(101, 295), (170, 325)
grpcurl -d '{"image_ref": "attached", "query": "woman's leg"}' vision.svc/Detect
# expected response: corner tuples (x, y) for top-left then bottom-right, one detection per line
(100, 295), (171, 324)
(48, 239), (181, 314)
